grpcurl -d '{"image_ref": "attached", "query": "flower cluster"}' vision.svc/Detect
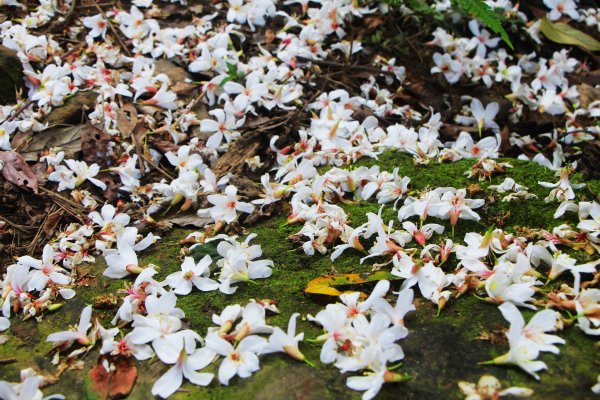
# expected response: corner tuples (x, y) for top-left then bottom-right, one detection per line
(309, 281), (412, 400)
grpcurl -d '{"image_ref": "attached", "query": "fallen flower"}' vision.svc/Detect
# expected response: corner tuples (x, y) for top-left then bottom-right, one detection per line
(458, 374), (533, 399)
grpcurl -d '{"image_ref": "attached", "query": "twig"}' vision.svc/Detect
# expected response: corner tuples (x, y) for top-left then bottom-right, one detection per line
(26, 206), (60, 254)
(141, 153), (176, 180)
(6, 100), (32, 123)
(175, 89), (207, 129)
(296, 56), (396, 77)
(78, 2), (112, 7)
(0, 358), (17, 365)
(91, 0), (131, 56)
(0, 215), (36, 233)
(38, 187), (85, 223)
(50, 0), (78, 33)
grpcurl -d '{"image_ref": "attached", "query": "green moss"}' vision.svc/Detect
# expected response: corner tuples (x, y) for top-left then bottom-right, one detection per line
(1, 151), (598, 399)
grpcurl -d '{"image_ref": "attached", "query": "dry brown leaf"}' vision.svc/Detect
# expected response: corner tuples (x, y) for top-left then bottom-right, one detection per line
(117, 103), (138, 138)
(20, 125), (84, 161)
(264, 29), (275, 45)
(171, 81), (197, 96)
(81, 124), (113, 167)
(165, 214), (212, 228)
(0, 151), (38, 193)
(577, 84), (600, 109)
(86, 356), (137, 400)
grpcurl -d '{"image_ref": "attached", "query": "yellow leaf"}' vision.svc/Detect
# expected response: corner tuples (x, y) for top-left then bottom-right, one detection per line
(304, 271), (399, 298)
(540, 19), (600, 52)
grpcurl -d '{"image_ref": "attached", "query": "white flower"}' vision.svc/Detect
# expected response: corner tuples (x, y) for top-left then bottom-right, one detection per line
(54, 160), (106, 191)
(47, 305), (95, 346)
(100, 332), (154, 361)
(83, 14), (107, 39)
(431, 53), (462, 84)
(205, 333), (267, 385)
(143, 85), (178, 109)
(261, 313), (309, 363)
(539, 166), (585, 202)
(151, 346), (214, 398)
(485, 272), (537, 310)
(592, 375), (600, 394)
(468, 20), (500, 58)
(456, 98), (500, 134)
(498, 302), (565, 355)
(0, 317), (10, 332)
(104, 227), (159, 278)
(372, 288), (416, 327)
(218, 257), (273, 294)
(0, 368), (65, 400)
(458, 374), (533, 399)
(346, 365), (408, 400)
(547, 253), (598, 292)
(483, 305), (550, 380)
(204, 185), (255, 224)
(88, 204), (130, 251)
(437, 188), (485, 229)
(165, 256), (219, 295)
(18, 244), (71, 291)
(577, 202), (600, 243)
(129, 292), (199, 363)
(543, 0), (579, 21)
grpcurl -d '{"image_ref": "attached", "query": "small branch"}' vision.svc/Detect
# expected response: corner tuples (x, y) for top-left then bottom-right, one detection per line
(6, 100), (32, 123)
(0, 215), (36, 233)
(49, 0), (78, 33)
(295, 56), (396, 77)
(91, 0), (131, 56)
(175, 89), (207, 129)
(141, 153), (176, 180)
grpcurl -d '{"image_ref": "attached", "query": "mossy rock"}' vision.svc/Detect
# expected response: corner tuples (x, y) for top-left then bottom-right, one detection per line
(1, 152), (598, 399)
(44, 90), (98, 127)
(0, 45), (23, 104)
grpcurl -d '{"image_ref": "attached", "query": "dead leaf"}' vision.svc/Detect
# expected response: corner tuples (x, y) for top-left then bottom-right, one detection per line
(475, 329), (507, 344)
(42, 211), (61, 238)
(264, 29), (275, 45)
(172, 81), (198, 96)
(148, 136), (179, 154)
(86, 356), (137, 400)
(96, 172), (119, 201)
(117, 104), (138, 138)
(364, 15), (385, 30)
(81, 124), (113, 167)
(304, 271), (399, 298)
(577, 84), (600, 109)
(20, 125), (84, 161)
(165, 214), (212, 228)
(155, 60), (191, 86)
(0, 151), (38, 193)
(189, 4), (204, 13)
(540, 19), (600, 52)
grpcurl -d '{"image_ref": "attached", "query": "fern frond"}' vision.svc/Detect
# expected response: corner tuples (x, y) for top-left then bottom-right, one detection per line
(455, 0), (513, 49)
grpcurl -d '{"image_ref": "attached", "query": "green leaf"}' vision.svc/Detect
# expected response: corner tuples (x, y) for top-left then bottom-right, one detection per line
(539, 18), (600, 52)
(225, 61), (238, 77)
(191, 239), (224, 262)
(219, 76), (233, 87)
(455, 0), (513, 49)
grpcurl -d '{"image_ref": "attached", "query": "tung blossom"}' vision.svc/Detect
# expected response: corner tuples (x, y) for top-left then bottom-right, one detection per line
(165, 255), (219, 295)
(203, 185), (255, 224)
